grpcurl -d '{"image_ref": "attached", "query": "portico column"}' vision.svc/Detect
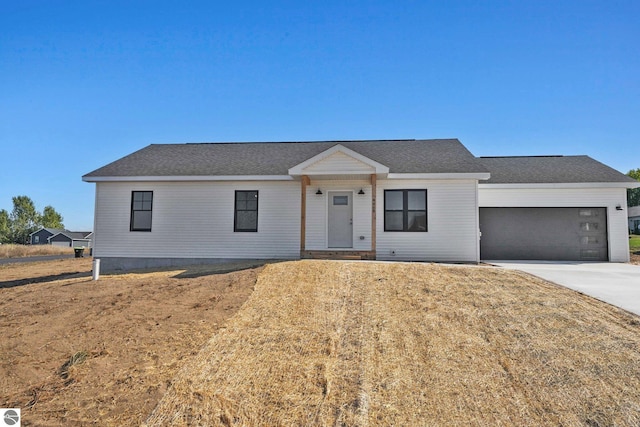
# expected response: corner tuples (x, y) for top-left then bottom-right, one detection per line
(300, 175), (310, 254)
(371, 173), (377, 254)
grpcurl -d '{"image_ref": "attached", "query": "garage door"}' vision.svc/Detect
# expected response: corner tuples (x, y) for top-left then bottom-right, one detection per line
(51, 241), (72, 248)
(479, 207), (608, 261)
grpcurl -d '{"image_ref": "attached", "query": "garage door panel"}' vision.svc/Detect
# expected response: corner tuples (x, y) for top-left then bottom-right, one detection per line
(480, 207), (608, 261)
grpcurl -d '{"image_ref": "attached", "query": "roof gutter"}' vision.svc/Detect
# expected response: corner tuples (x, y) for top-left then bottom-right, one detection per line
(82, 175), (295, 183)
(387, 172), (491, 180)
(479, 182), (640, 189)
(83, 172), (493, 182)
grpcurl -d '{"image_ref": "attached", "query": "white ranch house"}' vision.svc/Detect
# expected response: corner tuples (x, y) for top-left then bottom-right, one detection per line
(83, 139), (639, 272)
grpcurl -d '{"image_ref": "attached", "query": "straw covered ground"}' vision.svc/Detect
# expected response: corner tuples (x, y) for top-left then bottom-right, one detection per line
(0, 244), (74, 258)
(146, 260), (640, 426)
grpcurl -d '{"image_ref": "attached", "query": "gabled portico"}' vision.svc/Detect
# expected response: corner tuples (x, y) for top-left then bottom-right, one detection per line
(288, 144), (389, 259)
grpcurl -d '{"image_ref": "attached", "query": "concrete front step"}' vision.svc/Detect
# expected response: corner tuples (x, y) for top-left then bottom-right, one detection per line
(301, 250), (376, 260)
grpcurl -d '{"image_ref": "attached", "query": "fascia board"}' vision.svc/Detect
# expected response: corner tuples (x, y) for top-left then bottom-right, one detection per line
(301, 170), (379, 176)
(82, 175), (295, 182)
(386, 173), (491, 180)
(478, 182), (640, 189)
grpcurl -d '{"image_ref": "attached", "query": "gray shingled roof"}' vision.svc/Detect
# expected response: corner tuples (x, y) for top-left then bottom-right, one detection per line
(478, 156), (635, 184)
(50, 231), (92, 240)
(83, 139), (489, 178)
(29, 227), (65, 236)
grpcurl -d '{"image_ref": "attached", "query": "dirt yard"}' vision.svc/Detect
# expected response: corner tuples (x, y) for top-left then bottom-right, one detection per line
(0, 258), (261, 426)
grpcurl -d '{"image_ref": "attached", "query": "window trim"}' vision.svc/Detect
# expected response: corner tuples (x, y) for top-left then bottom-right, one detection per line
(383, 189), (428, 232)
(234, 190), (259, 232)
(130, 191), (153, 232)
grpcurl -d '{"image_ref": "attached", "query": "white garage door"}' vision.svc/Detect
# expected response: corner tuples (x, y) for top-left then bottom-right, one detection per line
(51, 241), (72, 248)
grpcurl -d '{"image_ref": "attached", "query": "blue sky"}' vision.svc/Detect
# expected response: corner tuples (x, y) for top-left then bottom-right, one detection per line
(1, 1), (638, 231)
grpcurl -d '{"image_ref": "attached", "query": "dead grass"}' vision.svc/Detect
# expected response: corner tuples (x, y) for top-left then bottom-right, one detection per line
(146, 260), (640, 426)
(0, 244), (74, 258)
(0, 258), (260, 426)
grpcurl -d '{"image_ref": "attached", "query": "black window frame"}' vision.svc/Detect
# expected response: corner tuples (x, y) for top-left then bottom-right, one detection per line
(384, 189), (428, 232)
(130, 191), (153, 232)
(234, 190), (259, 232)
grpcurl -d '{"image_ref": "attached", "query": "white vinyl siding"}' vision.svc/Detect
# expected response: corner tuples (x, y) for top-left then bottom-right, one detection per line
(304, 151), (376, 174)
(478, 186), (630, 262)
(377, 179), (479, 262)
(93, 181), (300, 259)
(305, 179), (372, 251)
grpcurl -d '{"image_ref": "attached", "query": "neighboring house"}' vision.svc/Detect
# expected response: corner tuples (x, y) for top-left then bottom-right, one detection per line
(30, 228), (65, 245)
(48, 231), (93, 248)
(82, 139), (640, 272)
(629, 206), (640, 234)
(29, 227), (93, 247)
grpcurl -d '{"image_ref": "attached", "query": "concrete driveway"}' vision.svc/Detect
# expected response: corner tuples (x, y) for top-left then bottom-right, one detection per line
(489, 261), (640, 316)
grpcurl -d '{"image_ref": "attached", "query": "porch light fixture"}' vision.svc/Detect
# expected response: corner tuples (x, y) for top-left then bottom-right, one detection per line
(616, 204), (623, 211)
(358, 188), (365, 195)
(316, 189), (323, 195)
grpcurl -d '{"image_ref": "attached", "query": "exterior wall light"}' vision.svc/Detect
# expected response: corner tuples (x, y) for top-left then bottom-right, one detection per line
(358, 189), (365, 195)
(316, 189), (323, 195)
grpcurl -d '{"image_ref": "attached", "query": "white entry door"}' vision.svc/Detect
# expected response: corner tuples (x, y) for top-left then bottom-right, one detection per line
(328, 192), (353, 248)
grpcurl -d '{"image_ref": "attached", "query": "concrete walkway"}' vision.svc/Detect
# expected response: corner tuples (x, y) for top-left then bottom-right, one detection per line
(489, 261), (640, 316)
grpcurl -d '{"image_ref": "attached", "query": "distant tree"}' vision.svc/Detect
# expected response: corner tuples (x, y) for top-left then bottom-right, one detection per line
(0, 209), (10, 244)
(1, 196), (68, 244)
(9, 195), (40, 244)
(41, 205), (64, 229)
(628, 169), (640, 207)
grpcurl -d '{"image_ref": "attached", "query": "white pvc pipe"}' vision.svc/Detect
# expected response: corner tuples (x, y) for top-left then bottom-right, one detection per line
(92, 258), (100, 281)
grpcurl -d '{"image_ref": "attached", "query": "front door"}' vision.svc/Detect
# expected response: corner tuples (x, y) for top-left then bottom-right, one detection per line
(328, 192), (353, 248)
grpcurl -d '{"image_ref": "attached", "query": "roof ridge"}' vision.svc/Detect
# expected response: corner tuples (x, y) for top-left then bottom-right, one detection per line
(480, 155), (567, 159)
(182, 139), (425, 145)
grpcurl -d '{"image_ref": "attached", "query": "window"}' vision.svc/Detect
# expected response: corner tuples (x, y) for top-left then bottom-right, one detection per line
(384, 189), (427, 232)
(333, 195), (348, 205)
(130, 191), (153, 231)
(235, 190), (258, 232)
(34, 235), (40, 243)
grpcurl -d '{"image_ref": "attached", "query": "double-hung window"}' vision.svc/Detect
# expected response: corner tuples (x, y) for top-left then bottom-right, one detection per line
(384, 189), (427, 232)
(234, 190), (258, 232)
(130, 191), (153, 231)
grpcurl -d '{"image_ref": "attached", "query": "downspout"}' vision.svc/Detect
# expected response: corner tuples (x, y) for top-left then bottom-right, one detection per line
(371, 173), (377, 258)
